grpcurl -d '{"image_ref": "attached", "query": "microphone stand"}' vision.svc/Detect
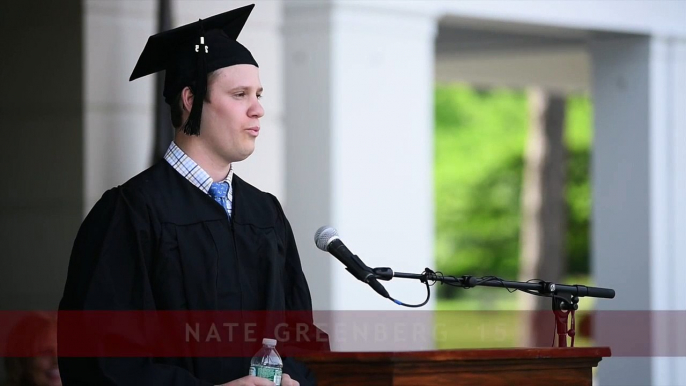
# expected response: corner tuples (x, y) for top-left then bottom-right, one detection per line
(371, 267), (615, 348)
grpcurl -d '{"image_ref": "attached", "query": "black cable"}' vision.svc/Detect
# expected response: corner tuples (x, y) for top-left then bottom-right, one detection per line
(390, 280), (430, 308)
(388, 269), (433, 308)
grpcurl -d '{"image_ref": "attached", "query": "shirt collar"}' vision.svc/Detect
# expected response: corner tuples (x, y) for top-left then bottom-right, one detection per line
(163, 141), (233, 194)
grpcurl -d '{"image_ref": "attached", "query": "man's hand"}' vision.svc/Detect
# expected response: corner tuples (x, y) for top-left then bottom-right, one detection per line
(281, 373), (300, 386)
(219, 375), (274, 386)
(219, 374), (299, 386)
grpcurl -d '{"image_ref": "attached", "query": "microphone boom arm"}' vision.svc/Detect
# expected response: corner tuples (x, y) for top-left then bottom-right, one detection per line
(371, 267), (616, 300)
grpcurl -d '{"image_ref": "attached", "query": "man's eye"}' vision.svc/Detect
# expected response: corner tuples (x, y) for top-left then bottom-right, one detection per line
(235, 92), (245, 98)
(257, 94), (263, 100)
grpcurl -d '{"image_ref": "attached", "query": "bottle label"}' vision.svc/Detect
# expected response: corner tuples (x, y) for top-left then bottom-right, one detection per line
(249, 365), (282, 386)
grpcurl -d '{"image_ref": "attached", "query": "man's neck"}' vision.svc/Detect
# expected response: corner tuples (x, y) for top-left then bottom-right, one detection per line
(174, 138), (232, 182)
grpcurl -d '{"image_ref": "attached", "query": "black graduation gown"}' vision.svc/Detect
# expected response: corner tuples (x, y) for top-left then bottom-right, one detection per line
(58, 161), (323, 385)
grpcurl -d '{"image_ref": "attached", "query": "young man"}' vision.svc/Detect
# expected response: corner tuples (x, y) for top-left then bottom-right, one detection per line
(58, 5), (321, 386)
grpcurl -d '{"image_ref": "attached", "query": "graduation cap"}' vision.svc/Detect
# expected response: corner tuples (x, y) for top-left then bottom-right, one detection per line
(129, 4), (259, 136)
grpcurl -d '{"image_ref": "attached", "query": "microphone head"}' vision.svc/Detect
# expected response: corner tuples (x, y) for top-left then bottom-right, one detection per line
(314, 226), (338, 251)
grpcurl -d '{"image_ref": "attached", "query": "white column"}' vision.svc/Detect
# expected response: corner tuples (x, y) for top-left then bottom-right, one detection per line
(591, 35), (686, 386)
(284, 0), (438, 316)
(648, 36), (686, 386)
(84, 0), (156, 211)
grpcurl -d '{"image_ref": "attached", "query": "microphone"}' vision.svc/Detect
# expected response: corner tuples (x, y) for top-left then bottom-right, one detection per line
(314, 226), (390, 299)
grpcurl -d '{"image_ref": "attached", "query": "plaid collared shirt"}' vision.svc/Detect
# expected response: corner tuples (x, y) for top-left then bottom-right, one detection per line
(164, 142), (234, 217)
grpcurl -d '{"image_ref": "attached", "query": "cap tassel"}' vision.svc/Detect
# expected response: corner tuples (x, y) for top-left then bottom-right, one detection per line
(184, 21), (208, 136)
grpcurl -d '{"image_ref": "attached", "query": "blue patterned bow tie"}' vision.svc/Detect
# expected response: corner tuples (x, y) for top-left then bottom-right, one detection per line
(208, 182), (231, 218)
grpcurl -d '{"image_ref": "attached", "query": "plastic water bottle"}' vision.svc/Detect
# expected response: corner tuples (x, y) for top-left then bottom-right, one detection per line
(249, 338), (283, 385)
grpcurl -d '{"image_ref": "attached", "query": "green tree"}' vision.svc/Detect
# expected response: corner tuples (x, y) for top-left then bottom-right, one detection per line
(434, 85), (592, 298)
(565, 96), (593, 275)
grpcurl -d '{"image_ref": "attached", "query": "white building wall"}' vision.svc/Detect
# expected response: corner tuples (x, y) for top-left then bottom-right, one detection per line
(84, 0), (156, 211)
(647, 36), (686, 386)
(589, 33), (686, 386)
(284, 1), (438, 311)
(284, 0), (438, 351)
(435, 0), (686, 36)
(282, 3), (334, 311)
(329, 3), (437, 312)
(591, 35), (653, 386)
(437, 49), (591, 94)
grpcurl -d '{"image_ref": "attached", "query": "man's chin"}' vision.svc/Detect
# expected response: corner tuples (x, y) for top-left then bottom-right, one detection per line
(231, 148), (255, 163)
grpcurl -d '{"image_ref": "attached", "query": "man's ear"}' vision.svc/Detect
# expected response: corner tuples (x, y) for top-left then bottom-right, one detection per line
(181, 87), (194, 113)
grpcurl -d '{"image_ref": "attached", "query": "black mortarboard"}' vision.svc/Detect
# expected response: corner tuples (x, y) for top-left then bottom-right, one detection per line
(130, 4), (259, 135)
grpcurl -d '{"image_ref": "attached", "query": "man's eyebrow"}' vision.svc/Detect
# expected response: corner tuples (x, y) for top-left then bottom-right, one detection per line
(229, 86), (264, 92)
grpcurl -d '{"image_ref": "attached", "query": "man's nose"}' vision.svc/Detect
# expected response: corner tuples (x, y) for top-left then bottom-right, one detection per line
(250, 98), (264, 118)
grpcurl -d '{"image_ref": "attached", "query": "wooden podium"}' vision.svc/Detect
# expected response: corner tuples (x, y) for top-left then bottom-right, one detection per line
(300, 347), (611, 386)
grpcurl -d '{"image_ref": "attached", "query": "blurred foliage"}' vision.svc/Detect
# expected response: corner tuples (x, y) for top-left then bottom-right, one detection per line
(433, 299), (595, 348)
(565, 97), (593, 275)
(434, 85), (592, 299)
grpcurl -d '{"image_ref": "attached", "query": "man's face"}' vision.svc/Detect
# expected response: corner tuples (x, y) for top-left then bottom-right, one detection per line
(29, 326), (61, 386)
(198, 64), (264, 163)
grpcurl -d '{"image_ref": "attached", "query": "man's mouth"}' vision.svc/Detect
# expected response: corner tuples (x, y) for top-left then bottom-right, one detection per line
(246, 127), (260, 136)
